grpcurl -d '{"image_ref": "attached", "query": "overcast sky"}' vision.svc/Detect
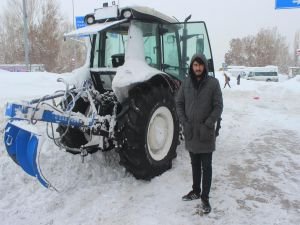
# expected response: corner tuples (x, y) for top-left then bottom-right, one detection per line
(1, 0), (299, 68)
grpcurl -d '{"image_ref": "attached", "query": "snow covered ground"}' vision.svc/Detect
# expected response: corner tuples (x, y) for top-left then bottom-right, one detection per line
(0, 70), (299, 225)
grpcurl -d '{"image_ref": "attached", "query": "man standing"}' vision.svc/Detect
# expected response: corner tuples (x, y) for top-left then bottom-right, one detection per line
(176, 54), (223, 214)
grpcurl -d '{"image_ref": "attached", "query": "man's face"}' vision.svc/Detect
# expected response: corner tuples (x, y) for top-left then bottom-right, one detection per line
(192, 61), (205, 77)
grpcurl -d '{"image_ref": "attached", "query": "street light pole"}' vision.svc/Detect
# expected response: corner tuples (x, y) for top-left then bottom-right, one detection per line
(22, 0), (30, 71)
(72, 0), (75, 28)
(71, 0), (77, 69)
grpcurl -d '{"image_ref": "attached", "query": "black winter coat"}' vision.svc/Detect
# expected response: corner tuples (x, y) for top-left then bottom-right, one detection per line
(175, 54), (223, 153)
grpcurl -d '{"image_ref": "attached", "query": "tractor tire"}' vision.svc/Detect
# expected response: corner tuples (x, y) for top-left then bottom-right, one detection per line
(118, 83), (179, 180)
(56, 98), (90, 152)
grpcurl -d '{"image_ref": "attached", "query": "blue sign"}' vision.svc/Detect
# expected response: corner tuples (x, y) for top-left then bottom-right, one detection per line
(275, 0), (300, 9)
(75, 16), (86, 29)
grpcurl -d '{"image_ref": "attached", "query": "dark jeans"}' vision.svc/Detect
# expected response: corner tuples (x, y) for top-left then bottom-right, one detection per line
(189, 152), (212, 200)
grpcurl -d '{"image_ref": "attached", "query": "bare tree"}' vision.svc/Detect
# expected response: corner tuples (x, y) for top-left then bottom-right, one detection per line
(56, 20), (86, 73)
(225, 27), (292, 73)
(0, 0), (85, 72)
(0, 0), (24, 64)
(293, 30), (300, 66)
(0, 22), (5, 63)
(225, 38), (245, 66)
(31, 0), (61, 71)
(242, 36), (256, 66)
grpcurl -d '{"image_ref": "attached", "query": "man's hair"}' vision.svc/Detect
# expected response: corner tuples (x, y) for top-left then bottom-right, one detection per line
(193, 57), (205, 65)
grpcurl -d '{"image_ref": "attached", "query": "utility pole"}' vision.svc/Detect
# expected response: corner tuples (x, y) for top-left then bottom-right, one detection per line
(22, 0), (30, 71)
(72, 0), (77, 69)
(72, 0), (75, 28)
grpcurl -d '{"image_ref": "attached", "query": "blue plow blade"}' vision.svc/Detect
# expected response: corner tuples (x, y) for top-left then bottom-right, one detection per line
(4, 122), (49, 188)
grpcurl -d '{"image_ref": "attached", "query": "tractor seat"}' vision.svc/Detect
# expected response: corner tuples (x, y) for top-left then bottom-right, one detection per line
(111, 54), (125, 68)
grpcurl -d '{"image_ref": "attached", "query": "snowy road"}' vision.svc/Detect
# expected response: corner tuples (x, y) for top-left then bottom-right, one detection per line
(210, 86), (300, 224)
(0, 71), (299, 225)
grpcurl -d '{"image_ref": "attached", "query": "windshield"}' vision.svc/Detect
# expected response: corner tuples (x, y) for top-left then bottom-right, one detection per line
(91, 22), (129, 68)
(91, 21), (161, 70)
(90, 20), (214, 80)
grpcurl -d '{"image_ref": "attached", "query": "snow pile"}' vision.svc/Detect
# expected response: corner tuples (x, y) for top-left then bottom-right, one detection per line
(60, 64), (91, 88)
(0, 69), (10, 73)
(278, 73), (289, 82)
(60, 41), (92, 88)
(113, 59), (164, 102)
(0, 71), (63, 104)
(280, 75), (300, 92)
(0, 70), (299, 225)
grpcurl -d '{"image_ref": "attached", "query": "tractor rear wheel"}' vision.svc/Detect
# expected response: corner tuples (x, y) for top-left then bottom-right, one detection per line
(118, 83), (179, 180)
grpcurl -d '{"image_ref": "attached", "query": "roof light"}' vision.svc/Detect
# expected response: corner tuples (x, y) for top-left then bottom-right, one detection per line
(123, 10), (132, 18)
(86, 16), (95, 25)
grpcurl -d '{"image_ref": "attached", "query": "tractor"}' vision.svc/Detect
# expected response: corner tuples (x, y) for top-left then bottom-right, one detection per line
(3, 4), (215, 188)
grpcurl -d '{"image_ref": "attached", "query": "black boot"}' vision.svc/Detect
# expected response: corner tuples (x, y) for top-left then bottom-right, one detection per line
(201, 198), (211, 214)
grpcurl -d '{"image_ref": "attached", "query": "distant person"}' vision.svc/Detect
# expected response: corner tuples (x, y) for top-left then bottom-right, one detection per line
(176, 54), (223, 214)
(223, 73), (231, 88)
(237, 74), (241, 85)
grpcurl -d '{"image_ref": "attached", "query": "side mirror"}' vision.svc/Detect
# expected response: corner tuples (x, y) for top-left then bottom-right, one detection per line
(196, 37), (204, 54)
(167, 35), (175, 44)
(207, 58), (214, 73)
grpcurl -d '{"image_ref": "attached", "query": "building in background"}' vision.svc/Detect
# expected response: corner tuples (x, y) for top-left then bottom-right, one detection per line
(288, 67), (300, 78)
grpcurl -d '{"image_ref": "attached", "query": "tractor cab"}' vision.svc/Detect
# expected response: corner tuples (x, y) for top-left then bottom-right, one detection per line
(65, 5), (215, 95)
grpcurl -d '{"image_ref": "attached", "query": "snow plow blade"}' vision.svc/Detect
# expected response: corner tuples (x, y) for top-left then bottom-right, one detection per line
(4, 122), (49, 188)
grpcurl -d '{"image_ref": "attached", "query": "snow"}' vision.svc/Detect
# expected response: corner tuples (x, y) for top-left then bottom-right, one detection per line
(62, 63), (91, 88)
(0, 71), (63, 103)
(60, 40), (92, 88)
(64, 19), (128, 38)
(0, 69), (9, 73)
(0, 70), (300, 225)
(113, 58), (164, 102)
(112, 21), (166, 102)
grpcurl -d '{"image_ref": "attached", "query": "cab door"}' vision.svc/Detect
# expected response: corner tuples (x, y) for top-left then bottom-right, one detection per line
(161, 22), (214, 81)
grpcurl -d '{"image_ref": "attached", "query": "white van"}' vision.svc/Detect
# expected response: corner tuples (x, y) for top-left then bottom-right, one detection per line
(246, 66), (279, 82)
